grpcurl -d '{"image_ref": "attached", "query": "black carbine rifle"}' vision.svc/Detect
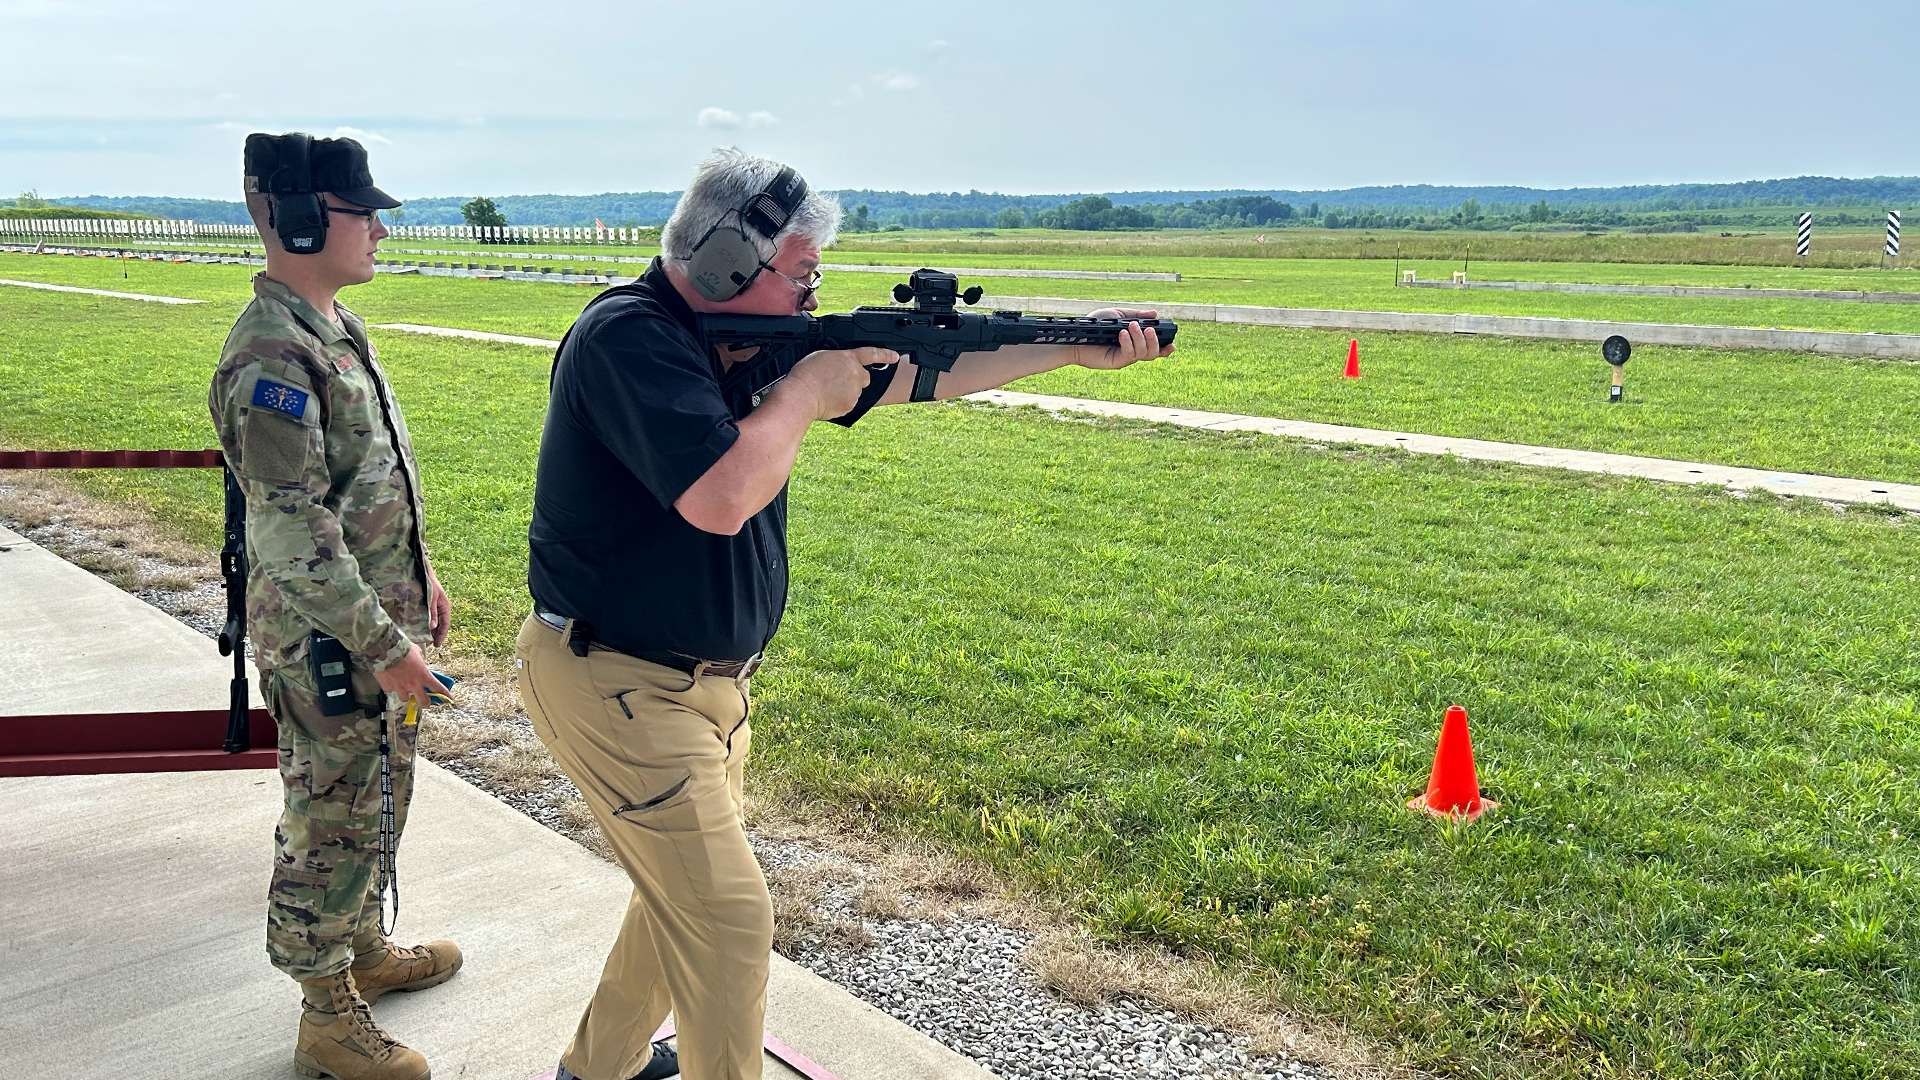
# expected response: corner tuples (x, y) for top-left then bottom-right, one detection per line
(697, 268), (1178, 402)
(217, 464), (251, 753)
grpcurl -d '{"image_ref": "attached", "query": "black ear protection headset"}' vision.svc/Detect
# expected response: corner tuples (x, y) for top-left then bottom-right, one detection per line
(680, 166), (810, 302)
(249, 133), (329, 256)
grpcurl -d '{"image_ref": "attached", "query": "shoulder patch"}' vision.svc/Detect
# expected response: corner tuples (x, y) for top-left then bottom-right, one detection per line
(252, 379), (310, 418)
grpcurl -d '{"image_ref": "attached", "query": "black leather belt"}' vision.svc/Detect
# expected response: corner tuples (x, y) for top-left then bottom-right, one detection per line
(533, 609), (762, 679)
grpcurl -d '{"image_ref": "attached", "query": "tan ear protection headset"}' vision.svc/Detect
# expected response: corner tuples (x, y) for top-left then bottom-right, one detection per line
(680, 166), (810, 302)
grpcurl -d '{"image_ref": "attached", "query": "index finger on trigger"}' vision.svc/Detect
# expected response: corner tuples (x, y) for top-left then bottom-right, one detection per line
(860, 348), (901, 366)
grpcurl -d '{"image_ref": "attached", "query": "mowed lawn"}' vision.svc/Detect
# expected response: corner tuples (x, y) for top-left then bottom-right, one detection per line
(6, 262), (1920, 1078)
(11, 253), (1920, 484)
(22, 245), (1920, 332)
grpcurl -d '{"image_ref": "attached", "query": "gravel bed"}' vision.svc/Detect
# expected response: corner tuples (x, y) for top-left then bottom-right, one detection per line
(767, 839), (1322, 1080)
(0, 493), (1326, 1080)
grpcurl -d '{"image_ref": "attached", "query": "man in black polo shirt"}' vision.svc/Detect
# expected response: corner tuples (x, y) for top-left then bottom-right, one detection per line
(516, 148), (1169, 1080)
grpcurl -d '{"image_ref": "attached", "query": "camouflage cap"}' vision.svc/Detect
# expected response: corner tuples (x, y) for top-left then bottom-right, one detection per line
(244, 132), (401, 210)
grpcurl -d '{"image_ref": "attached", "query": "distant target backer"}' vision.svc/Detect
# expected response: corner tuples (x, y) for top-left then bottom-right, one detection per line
(1603, 335), (1631, 403)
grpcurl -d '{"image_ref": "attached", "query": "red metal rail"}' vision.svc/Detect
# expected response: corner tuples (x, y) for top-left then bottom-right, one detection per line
(0, 447), (272, 776)
(0, 709), (276, 777)
(0, 449), (223, 469)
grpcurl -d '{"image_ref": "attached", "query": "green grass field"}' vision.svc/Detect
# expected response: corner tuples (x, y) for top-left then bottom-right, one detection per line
(8, 252), (1920, 484)
(42, 232), (1920, 333)
(6, 253), (1920, 1078)
(830, 225), (1914, 269)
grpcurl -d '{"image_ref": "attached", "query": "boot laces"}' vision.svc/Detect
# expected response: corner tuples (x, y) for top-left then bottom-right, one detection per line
(338, 979), (400, 1057)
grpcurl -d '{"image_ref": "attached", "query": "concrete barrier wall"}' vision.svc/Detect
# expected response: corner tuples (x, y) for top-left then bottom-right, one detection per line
(1403, 278), (1920, 304)
(979, 294), (1920, 359)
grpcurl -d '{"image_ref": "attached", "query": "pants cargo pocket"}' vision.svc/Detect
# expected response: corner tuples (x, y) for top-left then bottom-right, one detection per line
(613, 774), (691, 818)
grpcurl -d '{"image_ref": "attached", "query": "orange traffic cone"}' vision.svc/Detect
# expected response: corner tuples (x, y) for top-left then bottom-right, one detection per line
(1344, 339), (1360, 378)
(1408, 705), (1497, 819)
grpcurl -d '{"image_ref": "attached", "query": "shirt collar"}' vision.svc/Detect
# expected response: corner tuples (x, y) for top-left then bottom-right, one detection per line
(253, 273), (350, 346)
(642, 257), (700, 335)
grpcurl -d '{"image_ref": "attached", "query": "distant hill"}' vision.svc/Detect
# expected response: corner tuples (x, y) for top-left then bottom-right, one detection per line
(42, 175), (1920, 231)
(44, 195), (256, 224)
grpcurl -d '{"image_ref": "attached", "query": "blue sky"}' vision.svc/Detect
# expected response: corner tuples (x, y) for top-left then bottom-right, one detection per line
(3, 0), (1915, 200)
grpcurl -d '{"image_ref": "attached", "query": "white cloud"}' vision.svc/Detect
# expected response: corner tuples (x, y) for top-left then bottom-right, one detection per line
(874, 70), (919, 92)
(698, 107), (777, 130)
(925, 39), (950, 54)
(331, 125), (390, 145)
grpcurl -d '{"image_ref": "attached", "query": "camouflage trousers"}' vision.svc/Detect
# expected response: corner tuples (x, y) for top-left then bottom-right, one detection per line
(262, 662), (417, 981)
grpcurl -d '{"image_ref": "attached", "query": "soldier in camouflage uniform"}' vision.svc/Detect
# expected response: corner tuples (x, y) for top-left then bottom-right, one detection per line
(210, 133), (461, 1080)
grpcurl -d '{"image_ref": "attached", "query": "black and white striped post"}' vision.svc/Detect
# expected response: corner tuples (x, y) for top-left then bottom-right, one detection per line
(1888, 210), (1902, 269)
(1797, 212), (1812, 266)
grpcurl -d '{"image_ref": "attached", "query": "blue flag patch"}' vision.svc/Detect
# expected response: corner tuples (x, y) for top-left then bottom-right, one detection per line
(252, 379), (309, 419)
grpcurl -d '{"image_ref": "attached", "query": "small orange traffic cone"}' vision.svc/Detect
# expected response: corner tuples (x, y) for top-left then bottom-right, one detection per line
(1408, 705), (1497, 819)
(1344, 339), (1361, 378)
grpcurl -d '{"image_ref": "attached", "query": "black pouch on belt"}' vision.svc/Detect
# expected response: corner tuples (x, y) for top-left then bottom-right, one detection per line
(309, 631), (359, 716)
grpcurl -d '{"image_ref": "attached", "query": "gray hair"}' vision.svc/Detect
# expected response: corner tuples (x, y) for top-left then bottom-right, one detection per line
(661, 147), (841, 263)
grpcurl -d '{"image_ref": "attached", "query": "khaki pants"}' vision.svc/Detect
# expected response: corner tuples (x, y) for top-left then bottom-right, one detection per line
(515, 613), (771, 1080)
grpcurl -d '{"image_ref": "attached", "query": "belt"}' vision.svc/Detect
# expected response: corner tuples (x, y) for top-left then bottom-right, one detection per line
(533, 608), (762, 679)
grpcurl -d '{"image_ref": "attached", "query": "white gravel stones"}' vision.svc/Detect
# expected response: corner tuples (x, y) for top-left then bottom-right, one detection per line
(764, 838), (1322, 1080)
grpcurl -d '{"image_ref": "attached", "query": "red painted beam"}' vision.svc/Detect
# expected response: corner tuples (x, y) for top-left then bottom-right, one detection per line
(0, 449), (223, 469)
(0, 708), (275, 776)
(0, 747), (278, 777)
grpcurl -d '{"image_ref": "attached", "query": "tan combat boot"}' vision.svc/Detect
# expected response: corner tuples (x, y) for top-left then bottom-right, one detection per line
(294, 970), (431, 1080)
(351, 934), (464, 1003)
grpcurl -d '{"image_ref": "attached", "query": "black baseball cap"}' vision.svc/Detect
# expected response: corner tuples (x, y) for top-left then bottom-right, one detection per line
(243, 132), (401, 210)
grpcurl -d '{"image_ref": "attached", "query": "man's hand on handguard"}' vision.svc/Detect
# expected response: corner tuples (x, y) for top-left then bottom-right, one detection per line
(781, 347), (901, 419)
(375, 643), (446, 711)
(1075, 308), (1175, 370)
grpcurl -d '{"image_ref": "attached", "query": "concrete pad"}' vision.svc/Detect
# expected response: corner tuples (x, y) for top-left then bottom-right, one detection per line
(0, 522), (263, 715)
(0, 277), (203, 304)
(0, 524), (991, 1080)
(0, 758), (994, 1080)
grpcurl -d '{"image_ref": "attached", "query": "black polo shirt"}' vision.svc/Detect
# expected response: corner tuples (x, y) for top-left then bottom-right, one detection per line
(528, 258), (894, 661)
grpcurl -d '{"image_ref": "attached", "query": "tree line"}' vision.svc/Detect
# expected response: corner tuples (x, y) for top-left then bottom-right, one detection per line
(31, 176), (1920, 233)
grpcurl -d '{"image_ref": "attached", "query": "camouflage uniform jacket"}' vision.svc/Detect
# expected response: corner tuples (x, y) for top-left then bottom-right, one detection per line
(208, 273), (430, 674)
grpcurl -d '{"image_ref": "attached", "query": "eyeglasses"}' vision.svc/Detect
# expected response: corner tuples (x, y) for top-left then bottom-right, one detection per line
(324, 204), (383, 227)
(765, 265), (822, 296)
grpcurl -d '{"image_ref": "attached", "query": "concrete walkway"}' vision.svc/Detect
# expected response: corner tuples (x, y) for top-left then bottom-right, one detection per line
(0, 520), (991, 1080)
(0, 276), (204, 303)
(1402, 277), (1920, 305)
(980, 293), (1920, 360)
(972, 389), (1920, 510)
(370, 322), (1920, 511)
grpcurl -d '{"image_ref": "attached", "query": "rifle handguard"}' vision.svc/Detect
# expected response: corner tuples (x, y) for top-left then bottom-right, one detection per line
(699, 268), (1176, 405)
